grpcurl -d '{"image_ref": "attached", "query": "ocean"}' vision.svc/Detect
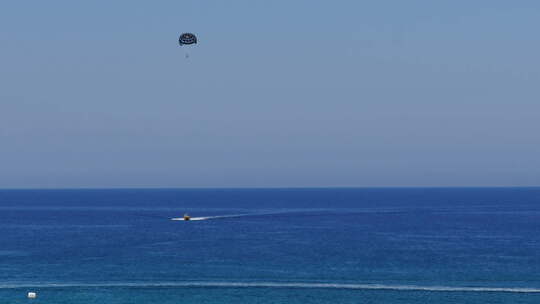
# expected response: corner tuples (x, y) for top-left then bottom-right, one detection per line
(1, 188), (539, 303)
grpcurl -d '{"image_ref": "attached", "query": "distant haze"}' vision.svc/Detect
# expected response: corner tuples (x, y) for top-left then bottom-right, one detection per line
(1, 1), (539, 188)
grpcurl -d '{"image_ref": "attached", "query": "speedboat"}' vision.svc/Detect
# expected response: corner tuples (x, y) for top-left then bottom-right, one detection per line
(183, 213), (191, 221)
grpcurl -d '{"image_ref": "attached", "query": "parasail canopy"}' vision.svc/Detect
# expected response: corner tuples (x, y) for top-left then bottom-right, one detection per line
(179, 33), (197, 46)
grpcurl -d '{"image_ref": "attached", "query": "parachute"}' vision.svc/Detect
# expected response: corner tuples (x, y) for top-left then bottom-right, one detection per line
(179, 33), (197, 45)
(179, 33), (197, 58)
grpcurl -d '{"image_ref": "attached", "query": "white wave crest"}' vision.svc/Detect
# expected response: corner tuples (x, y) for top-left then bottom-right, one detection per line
(1, 281), (540, 293)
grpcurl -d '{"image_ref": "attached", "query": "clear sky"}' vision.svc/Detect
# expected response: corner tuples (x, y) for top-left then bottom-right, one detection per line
(1, 0), (539, 188)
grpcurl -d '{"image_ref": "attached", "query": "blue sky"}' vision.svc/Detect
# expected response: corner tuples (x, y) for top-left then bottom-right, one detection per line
(1, 0), (539, 188)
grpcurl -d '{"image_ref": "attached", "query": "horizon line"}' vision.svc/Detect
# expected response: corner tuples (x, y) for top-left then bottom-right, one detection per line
(0, 186), (539, 191)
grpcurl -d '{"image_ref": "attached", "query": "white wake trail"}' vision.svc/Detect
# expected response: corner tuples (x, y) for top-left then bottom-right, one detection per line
(171, 213), (256, 221)
(171, 211), (287, 221)
(1, 282), (540, 293)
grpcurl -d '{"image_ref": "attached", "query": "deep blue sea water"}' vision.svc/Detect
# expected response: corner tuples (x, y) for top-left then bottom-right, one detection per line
(1, 188), (540, 303)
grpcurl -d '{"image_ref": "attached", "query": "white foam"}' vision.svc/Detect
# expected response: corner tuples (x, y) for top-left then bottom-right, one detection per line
(171, 214), (246, 221)
(171, 213), (276, 221)
(1, 282), (539, 293)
